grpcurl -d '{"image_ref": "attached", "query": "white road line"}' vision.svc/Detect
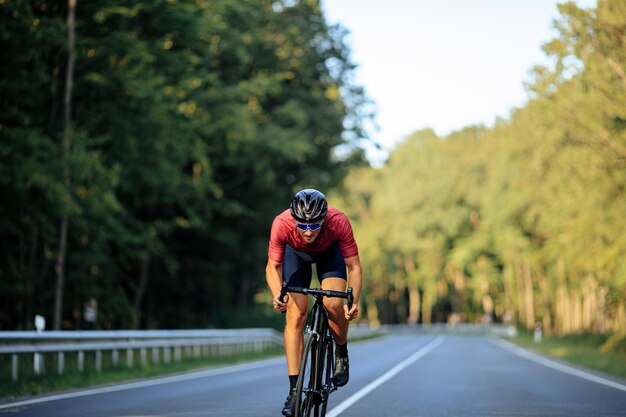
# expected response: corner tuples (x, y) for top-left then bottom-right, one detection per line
(326, 335), (445, 417)
(498, 339), (626, 392)
(0, 357), (284, 410)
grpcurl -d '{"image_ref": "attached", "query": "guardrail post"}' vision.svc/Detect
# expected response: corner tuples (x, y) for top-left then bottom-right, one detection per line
(126, 348), (133, 369)
(78, 351), (84, 372)
(152, 347), (159, 364)
(112, 349), (119, 366)
(174, 346), (181, 362)
(140, 348), (147, 367)
(34, 352), (43, 374)
(11, 354), (18, 381)
(95, 350), (102, 372)
(164, 347), (171, 364)
(58, 352), (65, 375)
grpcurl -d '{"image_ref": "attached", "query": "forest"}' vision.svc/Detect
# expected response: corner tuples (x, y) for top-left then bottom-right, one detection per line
(0, 0), (370, 330)
(332, 0), (626, 335)
(1, 0), (624, 336)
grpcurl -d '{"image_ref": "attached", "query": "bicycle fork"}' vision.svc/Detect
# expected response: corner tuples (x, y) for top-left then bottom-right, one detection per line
(322, 334), (337, 397)
(307, 309), (336, 409)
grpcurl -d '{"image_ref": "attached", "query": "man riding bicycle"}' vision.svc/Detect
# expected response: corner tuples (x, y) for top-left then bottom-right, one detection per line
(266, 189), (362, 417)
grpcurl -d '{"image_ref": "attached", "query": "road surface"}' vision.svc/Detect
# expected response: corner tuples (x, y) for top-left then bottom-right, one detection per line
(1, 334), (625, 416)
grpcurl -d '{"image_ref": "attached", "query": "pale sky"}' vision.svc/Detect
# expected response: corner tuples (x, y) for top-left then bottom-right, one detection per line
(322, 0), (597, 162)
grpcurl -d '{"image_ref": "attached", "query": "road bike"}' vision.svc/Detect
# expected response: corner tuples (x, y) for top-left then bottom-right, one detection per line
(280, 283), (353, 417)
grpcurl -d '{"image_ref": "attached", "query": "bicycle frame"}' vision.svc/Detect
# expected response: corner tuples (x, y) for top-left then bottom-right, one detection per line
(279, 284), (353, 417)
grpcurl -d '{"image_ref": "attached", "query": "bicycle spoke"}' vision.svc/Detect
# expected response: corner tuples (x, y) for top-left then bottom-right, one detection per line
(296, 333), (317, 417)
(319, 332), (333, 417)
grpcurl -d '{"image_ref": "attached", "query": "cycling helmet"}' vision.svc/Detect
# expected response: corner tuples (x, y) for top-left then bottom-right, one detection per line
(290, 189), (328, 223)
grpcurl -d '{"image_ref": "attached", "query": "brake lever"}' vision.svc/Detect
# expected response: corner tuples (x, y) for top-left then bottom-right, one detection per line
(278, 283), (288, 314)
(347, 287), (354, 310)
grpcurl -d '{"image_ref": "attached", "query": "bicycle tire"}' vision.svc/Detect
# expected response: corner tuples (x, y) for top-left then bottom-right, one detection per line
(319, 335), (333, 416)
(295, 332), (318, 417)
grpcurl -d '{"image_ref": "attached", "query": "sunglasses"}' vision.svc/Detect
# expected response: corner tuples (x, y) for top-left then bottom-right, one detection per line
(295, 221), (323, 232)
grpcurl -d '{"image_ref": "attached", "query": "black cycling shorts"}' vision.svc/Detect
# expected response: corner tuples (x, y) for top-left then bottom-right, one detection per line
(282, 243), (347, 288)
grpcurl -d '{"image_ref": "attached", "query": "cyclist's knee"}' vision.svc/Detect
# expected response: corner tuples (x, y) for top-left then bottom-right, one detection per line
(286, 304), (307, 328)
(324, 299), (344, 318)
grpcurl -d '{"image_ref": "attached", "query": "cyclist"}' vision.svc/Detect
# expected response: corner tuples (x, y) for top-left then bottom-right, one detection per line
(266, 189), (362, 417)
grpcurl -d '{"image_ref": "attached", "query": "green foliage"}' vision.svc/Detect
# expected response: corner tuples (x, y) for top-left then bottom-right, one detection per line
(0, 0), (369, 329)
(335, 0), (626, 333)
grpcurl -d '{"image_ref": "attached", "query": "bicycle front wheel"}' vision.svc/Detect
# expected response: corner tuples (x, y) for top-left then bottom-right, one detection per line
(295, 332), (319, 417)
(319, 336), (334, 416)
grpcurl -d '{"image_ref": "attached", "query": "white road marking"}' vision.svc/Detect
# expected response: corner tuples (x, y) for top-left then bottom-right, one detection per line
(326, 335), (445, 417)
(498, 339), (626, 392)
(0, 357), (284, 410)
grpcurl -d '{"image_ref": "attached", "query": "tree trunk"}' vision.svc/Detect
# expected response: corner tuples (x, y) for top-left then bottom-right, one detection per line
(53, 0), (76, 330)
(403, 257), (420, 325)
(25, 227), (39, 329)
(393, 279), (406, 322)
(614, 296), (626, 332)
(238, 277), (251, 308)
(598, 285), (608, 332)
(582, 274), (597, 331)
(452, 268), (465, 321)
(533, 264), (550, 333)
(407, 285), (421, 325)
(366, 293), (380, 328)
(421, 282), (436, 325)
(502, 263), (515, 325)
(515, 261), (526, 327)
(133, 256), (150, 328)
(523, 261), (535, 331)
(555, 256), (568, 334)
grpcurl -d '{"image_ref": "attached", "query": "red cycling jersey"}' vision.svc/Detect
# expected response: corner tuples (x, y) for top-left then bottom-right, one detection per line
(268, 206), (359, 263)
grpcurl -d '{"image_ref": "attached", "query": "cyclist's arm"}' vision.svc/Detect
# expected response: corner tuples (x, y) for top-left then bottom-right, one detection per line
(344, 255), (362, 320)
(266, 258), (287, 311)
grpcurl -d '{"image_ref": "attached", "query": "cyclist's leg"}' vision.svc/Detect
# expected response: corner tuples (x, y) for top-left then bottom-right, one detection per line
(283, 245), (313, 374)
(321, 278), (348, 344)
(317, 244), (351, 388)
(285, 292), (308, 374)
(317, 244), (349, 344)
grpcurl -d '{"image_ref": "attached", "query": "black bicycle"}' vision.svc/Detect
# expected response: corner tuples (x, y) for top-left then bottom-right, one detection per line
(280, 283), (353, 417)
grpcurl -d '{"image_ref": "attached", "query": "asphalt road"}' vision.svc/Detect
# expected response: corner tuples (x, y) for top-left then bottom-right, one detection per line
(1, 334), (625, 417)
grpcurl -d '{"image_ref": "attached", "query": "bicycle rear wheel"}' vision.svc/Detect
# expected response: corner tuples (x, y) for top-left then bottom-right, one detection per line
(295, 332), (319, 417)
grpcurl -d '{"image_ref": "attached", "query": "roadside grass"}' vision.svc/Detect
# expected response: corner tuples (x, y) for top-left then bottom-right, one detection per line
(509, 331), (626, 380)
(0, 347), (284, 400)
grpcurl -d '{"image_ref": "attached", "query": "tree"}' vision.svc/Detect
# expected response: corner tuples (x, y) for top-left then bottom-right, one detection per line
(0, 0), (370, 329)
(336, 0), (626, 333)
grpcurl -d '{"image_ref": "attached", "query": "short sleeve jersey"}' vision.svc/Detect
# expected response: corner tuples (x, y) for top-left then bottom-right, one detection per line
(268, 206), (359, 263)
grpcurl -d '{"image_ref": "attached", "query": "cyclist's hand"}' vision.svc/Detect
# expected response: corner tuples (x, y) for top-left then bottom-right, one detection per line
(344, 303), (359, 321)
(273, 294), (288, 313)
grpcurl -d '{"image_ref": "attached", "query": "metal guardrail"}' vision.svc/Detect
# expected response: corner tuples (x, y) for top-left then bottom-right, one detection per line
(0, 324), (516, 382)
(0, 329), (284, 381)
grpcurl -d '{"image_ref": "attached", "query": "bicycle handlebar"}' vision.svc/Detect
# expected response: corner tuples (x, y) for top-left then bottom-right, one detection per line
(279, 283), (354, 310)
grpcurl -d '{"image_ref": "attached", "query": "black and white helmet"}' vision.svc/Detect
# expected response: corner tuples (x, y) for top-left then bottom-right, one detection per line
(290, 189), (328, 223)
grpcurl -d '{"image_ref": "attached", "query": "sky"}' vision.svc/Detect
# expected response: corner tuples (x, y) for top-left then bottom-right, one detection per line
(321, 0), (597, 162)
